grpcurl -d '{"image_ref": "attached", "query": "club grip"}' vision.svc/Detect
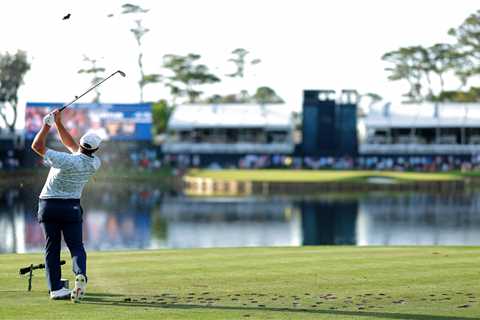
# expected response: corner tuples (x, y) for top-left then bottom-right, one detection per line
(19, 265), (35, 275)
(19, 260), (66, 275)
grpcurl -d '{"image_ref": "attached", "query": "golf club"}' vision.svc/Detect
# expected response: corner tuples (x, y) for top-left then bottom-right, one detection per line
(20, 260), (66, 291)
(19, 260), (66, 275)
(58, 70), (126, 112)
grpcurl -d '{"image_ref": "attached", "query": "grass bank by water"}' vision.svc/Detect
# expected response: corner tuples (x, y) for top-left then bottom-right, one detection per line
(1, 247), (480, 319)
(2, 169), (475, 187)
(187, 169), (470, 183)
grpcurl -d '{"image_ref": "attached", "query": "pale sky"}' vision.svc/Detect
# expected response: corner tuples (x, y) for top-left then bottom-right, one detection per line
(1, 0), (479, 128)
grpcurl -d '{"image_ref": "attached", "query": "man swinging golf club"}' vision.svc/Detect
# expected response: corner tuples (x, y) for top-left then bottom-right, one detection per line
(31, 109), (101, 301)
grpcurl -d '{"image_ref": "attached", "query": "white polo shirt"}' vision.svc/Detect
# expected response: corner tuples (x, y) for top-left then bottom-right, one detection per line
(39, 149), (101, 199)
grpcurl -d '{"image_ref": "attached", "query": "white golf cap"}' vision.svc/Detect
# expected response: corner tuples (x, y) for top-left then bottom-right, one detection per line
(80, 132), (102, 150)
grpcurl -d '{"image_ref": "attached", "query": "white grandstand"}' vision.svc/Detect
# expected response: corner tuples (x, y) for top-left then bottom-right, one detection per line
(164, 104), (294, 154)
(361, 102), (480, 155)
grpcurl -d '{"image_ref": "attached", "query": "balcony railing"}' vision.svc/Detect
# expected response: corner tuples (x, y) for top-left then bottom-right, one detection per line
(360, 143), (480, 155)
(163, 142), (294, 154)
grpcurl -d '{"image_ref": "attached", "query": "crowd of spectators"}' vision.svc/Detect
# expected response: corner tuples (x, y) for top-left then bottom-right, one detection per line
(4, 143), (480, 173)
(225, 154), (480, 172)
(98, 148), (162, 171)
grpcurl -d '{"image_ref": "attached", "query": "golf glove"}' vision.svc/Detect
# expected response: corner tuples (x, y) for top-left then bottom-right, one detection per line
(43, 113), (54, 126)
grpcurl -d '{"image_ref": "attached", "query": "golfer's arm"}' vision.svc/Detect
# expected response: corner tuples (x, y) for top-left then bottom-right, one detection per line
(55, 121), (79, 153)
(31, 125), (50, 157)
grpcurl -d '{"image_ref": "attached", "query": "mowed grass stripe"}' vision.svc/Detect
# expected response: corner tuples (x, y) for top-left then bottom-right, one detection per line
(187, 169), (465, 182)
(1, 247), (480, 319)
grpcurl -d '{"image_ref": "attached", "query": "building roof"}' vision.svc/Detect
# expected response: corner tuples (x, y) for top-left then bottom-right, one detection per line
(365, 102), (480, 128)
(168, 104), (293, 130)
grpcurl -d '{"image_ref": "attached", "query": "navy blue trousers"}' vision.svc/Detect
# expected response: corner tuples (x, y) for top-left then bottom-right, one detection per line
(38, 199), (86, 291)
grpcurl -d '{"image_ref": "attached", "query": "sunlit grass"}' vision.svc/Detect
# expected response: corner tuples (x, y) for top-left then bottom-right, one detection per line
(2, 247), (480, 319)
(187, 169), (465, 182)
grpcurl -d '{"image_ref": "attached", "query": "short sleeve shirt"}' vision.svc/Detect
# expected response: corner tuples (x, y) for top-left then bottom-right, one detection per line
(39, 149), (101, 199)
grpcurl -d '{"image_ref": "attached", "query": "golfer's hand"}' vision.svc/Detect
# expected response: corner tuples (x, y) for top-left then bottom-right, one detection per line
(43, 113), (55, 127)
(53, 110), (62, 124)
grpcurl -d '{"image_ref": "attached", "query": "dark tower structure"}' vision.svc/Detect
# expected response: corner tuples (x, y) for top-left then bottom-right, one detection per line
(302, 90), (336, 155)
(302, 89), (358, 156)
(336, 90), (359, 156)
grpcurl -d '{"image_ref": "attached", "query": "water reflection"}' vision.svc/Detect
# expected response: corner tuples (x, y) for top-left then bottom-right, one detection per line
(300, 200), (357, 245)
(2, 184), (480, 253)
(357, 193), (480, 245)
(160, 197), (301, 248)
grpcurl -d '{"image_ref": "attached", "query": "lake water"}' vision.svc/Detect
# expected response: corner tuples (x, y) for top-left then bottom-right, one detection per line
(1, 182), (480, 253)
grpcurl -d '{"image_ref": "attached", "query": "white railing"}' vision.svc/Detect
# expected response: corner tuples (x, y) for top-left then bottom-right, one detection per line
(163, 142), (294, 154)
(360, 143), (480, 155)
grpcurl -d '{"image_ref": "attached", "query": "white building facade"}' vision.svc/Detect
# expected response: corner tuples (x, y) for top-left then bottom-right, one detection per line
(361, 102), (480, 155)
(164, 104), (295, 155)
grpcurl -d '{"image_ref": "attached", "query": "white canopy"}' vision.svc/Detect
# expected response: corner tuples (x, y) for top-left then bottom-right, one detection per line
(365, 102), (480, 128)
(168, 104), (293, 130)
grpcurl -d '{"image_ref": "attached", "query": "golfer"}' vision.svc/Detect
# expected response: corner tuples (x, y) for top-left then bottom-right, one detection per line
(31, 109), (101, 301)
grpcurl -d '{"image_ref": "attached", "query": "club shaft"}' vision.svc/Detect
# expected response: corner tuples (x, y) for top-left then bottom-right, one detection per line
(59, 71), (121, 112)
(19, 260), (66, 275)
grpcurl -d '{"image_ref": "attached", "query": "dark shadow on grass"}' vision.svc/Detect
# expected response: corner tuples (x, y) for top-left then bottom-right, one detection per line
(85, 292), (125, 297)
(81, 293), (480, 320)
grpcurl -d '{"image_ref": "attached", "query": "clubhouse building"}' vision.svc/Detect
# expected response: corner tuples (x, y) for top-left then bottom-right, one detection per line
(361, 102), (480, 155)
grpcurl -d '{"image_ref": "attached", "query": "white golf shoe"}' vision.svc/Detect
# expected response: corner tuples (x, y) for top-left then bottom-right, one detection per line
(71, 274), (87, 303)
(50, 287), (71, 300)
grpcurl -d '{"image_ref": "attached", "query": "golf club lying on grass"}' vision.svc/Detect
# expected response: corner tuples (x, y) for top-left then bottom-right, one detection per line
(19, 260), (66, 291)
(58, 70), (126, 112)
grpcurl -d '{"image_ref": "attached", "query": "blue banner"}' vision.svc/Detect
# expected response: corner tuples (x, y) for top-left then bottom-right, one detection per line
(25, 102), (152, 141)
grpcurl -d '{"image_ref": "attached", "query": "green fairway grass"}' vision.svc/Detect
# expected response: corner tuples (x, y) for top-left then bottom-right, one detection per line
(1, 247), (480, 320)
(187, 169), (466, 183)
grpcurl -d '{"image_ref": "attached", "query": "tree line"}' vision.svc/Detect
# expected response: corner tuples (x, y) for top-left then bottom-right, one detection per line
(382, 9), (480, 103)
(1, 6), (479, 133)
(81, 4), (283, 104)
(77, 3), (284, 134)
(0, 3), (283, 134)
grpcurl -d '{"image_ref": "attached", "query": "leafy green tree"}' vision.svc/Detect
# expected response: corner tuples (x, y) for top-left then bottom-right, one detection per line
(120, 3), (150, 102)
(360, 92), (383, 112)
(382, 46), (427, 102)
(226, 48), (262, 100)
(225, 48), (287, 105)
(151, 99), (172, 134)
(253, 86), (284, 104)
(417, 43), (467, 100)
(203, 87), (284, 105)
(449, 52), (475, 89)
(448, 9), (480, 87)
(239, 89), (250, 103)
(422, 43), (456, 94)
(204, 94), (223, 104)
(78, 55), (106, 103)
(226, 48), (261, 78)
(0, 50), (30, 132)
(204, 91), (252, 104)
(164, 82), (182, 106)
(141, 73), (163, 91)
(204, 93), (240, 104)
(436, 87), (480, 102)
(162, 53), (220, 103)
(417, 47), (435, 98)
(381, 10), (480, 103)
